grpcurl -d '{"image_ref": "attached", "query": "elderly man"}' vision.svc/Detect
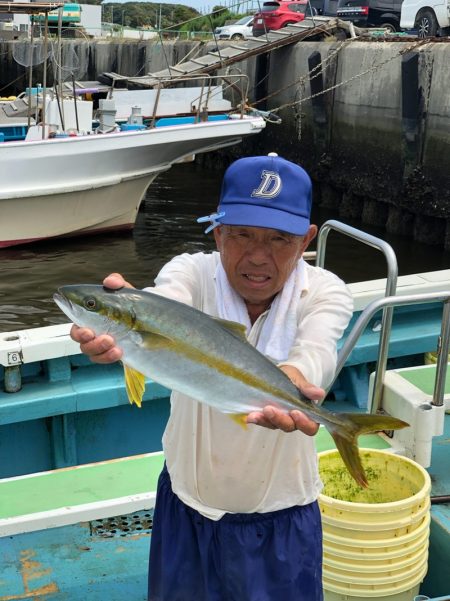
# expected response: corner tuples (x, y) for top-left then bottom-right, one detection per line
(70, 153), (353, 601)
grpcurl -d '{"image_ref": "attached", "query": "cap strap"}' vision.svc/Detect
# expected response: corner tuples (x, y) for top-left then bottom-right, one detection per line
(197, 211), (226, 234)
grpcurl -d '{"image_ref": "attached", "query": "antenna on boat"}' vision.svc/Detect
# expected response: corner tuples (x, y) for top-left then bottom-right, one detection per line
(27, 16), (34, 132)
(56, 6), (65, 131)
(41, 13), (49, 138)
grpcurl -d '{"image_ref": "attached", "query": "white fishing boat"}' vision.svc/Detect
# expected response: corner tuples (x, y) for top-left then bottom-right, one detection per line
(0, 3), (266, 248)
(0, 110), (265, 248)
(0, 78), (265, 248)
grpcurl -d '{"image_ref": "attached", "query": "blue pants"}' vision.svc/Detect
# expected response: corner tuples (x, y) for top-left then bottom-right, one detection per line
(148, 467), (323, 601)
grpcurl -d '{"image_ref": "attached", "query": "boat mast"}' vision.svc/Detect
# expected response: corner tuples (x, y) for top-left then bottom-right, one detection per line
(27, 15), (34, 131)
(41, 14), (49, 138)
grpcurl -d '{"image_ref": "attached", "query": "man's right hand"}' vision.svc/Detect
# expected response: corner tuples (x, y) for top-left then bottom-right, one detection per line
(69, 273), (133, 364)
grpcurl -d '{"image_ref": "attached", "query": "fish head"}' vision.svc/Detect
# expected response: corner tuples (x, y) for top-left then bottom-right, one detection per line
(53, 284), (136, 337)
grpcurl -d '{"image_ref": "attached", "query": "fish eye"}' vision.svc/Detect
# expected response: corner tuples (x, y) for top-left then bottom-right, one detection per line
(84, 296), (97, 311)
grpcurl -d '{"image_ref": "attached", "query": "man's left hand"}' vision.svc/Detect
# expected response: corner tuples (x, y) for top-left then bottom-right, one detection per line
(246, 366), (323, 436)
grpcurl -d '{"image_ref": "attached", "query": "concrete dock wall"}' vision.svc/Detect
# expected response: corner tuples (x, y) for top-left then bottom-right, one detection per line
(257, 40), (450, 248)
(1, 38), (449, 247)
(0, 40), (207, 94)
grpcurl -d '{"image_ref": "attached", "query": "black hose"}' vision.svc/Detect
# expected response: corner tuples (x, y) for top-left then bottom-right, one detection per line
(431, 495), (450, 505)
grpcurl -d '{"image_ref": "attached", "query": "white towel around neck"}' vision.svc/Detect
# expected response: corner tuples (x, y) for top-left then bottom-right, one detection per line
(215, 259), (307, 363)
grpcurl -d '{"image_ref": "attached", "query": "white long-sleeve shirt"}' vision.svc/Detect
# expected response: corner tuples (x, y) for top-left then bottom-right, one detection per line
(145, 251), (353, 520)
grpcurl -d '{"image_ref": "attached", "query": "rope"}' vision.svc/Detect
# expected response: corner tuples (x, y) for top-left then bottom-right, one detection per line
(266, 38), (430, 115)
(252, 36), (356, 106)
(0, 71), (26, 93)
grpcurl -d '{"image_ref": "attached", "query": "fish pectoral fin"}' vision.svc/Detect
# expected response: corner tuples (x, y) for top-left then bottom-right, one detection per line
(139, 331), (175, 350)
(211, 317), (247, 340)
(123, 364), (146, 408)
(229, 413), (248, 429)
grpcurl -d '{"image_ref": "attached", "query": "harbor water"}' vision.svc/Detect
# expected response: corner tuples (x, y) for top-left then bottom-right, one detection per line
(1, 161), (450, 332)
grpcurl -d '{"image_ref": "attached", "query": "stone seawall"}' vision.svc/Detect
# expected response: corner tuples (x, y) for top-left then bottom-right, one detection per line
(0, 39), (202, 94)
(1, 38), (449, 248)
(251, 40), (450, 249)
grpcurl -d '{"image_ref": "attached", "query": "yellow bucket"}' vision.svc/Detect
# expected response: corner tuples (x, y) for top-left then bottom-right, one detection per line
(424, 351), (450, 364)
(318, 449), (431, 600)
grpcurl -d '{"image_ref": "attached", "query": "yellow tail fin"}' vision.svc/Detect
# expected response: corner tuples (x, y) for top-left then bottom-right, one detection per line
(330, 413), (409, 488)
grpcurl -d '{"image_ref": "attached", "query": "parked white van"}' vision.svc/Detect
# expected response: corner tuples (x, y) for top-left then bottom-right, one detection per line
(214, 15), (254, 40)
(400, 0), (450, 37)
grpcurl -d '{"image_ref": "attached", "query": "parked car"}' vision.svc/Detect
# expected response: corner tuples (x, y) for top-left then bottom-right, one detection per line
(336, 0), (403, 31)
(214, 15), (254, 40)
(322, 0), (339, 15)
(252, 0), (318, 36)
(400, 0), (450, 37)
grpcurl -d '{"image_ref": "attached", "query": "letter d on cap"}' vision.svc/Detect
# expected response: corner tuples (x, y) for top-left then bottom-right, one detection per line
(251, 170), (282, 199)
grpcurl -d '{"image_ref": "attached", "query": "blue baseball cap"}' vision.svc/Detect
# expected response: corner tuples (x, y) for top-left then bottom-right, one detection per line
(198, 153), (312, 236)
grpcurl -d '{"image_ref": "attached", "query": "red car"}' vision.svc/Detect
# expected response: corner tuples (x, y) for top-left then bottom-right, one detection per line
(252, 0), (315, 36)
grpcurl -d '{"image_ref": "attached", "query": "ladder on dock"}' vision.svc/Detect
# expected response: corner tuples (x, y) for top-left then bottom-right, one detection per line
(98, 17), (355, 89)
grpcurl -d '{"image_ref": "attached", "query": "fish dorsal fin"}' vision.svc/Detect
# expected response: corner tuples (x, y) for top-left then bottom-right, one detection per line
(212, 317), (247, 340)
(123, 364), (146, 408)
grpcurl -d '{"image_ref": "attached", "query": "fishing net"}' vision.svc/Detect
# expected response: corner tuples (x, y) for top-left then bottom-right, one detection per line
(49, 44), (82, 81)
(12, 37), (82, 82)
(12, 40), (51, 67)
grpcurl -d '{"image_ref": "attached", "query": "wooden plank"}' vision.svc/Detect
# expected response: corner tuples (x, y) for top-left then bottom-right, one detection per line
(190, 57), (218, 65)
(161, 67), (185, 75)
(208, 47), (247, 58)
(227, 42), (253, 51)
(188, 54), (224, 66)
(241, 38), (270, 47)
(167, 60), (210, 74)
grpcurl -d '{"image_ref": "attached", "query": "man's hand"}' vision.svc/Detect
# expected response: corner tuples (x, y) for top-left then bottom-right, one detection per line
(69, 273), (133, 364)
(246, 365), (324, 436)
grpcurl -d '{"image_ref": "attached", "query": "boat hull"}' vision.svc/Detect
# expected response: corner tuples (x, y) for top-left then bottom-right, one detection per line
(0, 117), (265, 247)
(0, 174), (158, 247)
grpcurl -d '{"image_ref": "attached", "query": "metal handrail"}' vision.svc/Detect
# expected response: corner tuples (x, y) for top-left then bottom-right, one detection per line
(144, 73), (251, 128)
(316, 220), (398, 414)
(327, 291), (450, 408)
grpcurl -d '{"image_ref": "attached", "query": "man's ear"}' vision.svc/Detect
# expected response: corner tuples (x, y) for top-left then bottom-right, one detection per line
(213, 226), (222, 250)
(301, 225), (318, 252)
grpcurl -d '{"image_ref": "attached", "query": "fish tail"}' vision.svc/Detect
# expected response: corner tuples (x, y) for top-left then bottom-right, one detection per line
(328, 413), (409, 488)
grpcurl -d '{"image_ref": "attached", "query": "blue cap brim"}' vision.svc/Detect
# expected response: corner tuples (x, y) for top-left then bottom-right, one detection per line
(217, 203), (310, 236)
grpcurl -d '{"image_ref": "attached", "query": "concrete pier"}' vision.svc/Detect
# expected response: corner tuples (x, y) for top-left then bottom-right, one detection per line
(252, 40), (450, 248)
(1, 37), (449, 247)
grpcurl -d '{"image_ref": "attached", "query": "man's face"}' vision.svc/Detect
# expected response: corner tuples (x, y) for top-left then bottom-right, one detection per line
(213, 225), (317, 309)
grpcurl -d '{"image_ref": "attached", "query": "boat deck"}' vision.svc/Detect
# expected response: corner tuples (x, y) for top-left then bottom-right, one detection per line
(0, 268), (448, 598)
(1, 517), (151, 600)
(0, 413), (448, 598)
(0, 429), (389, 599)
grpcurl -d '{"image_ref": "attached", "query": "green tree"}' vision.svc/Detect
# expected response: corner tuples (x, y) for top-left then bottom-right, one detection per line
(100, 2), (200, 29)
